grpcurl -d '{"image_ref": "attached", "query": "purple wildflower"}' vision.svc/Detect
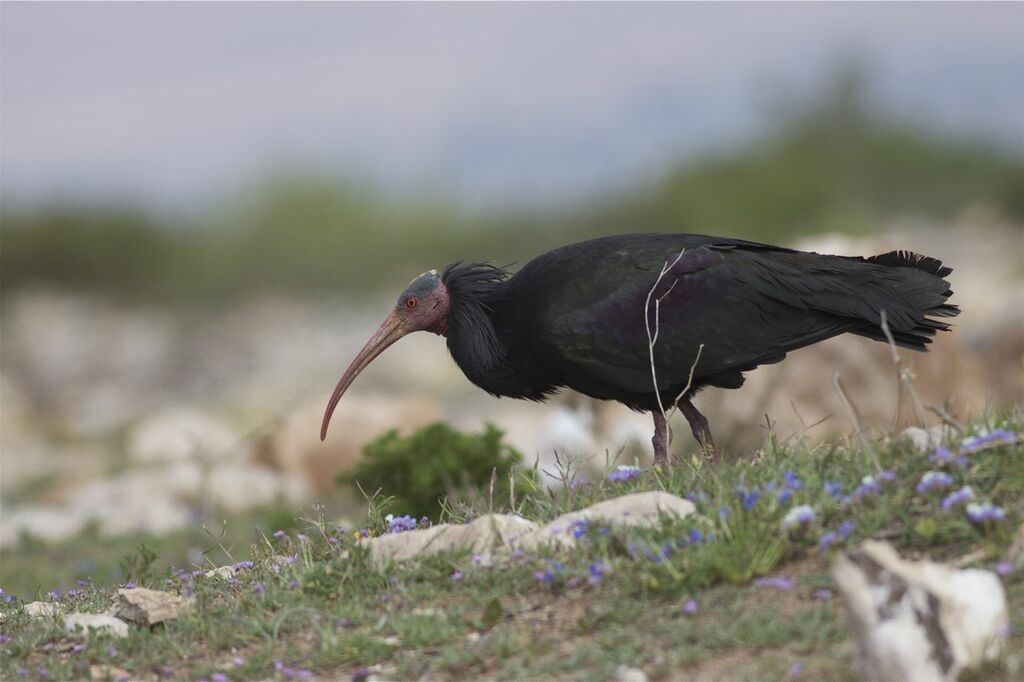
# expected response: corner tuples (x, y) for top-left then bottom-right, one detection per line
(386, 514), (418, 533)
(783, 470), (803, 490)
(961, 429), (1016, 452)
(996, 561), (1013, 576)
(682, 598), (699, 615)
(533, 568), (556, 584)
(71, 643), (85, 653)
(570, 519), (590, 539)
(819, 532), (837, 553)
(788, 661), (804, 678)
(0, 634), (11, 644)
(272, 530), (287, 540)
(450, 570), (464, 581)
(251, 583), (265, 594)
(837, 521), (856, 539)
(211, 674), (229, 682)
(510, 549), (526, 559)
(737, 487), (760, 511)
(351, 668), (372, 682)
(588, 561), (609, 584)
(327, 536), (339, 545)
(234, 561), (255, 570)
(941, 486), (974, 510)
(718, 506), (732, 520)
(288, 579), (300, 590)
(107, 645), (119, 658)
(687, 529), (703, 544)
(880, 469), (896, 481)
(46, 589), (61, 600)
(824, 481), (843, 498)
(15, 668), (29, 677)
(930, 446), (954, 464)
(754, 575), (793, 591)
(813, 589), (834, 600)
(782, 505), (815, 529)
(966, 503), (1006, 523)
(607, 465), (642, 482)
(916, 471), (954, 494)
(296, 533), (309, 543)
(232, 656), (245, 668)
(36, 669), (49, 678)
(569, 477), (588, 489)
(854, 475), (882, 498)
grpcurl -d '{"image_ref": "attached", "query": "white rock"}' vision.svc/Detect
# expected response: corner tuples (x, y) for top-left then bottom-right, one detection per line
(832, 540), (1009, 681)
(0, 506), (87, 548)
(113, 587), (193, 627)
(204, 565), (237, 580)
(361, 514), (538, 566)
(902, 426), (948, 452)
(65, 613), (129, 638)
(516, 491), (697, 551)
(127, 407), (240, 463)
(24, 601), (60, 617)
(255, 395), (440, 495)
(208, 461), (308, 513)
(614, 666), (650, 682)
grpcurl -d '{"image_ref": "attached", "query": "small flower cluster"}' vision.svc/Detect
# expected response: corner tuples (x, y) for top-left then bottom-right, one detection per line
(782, 505), (815, 530)
(940, 486), (974, 510)
(819, 521), (856, 552)
(607, 465), (642, 483)
(587, 561), (609, 585)
(274, 660), (314, 680)
(385, 514), (418, 533)
(916, 471), (954, 494)
(754, 575), (793, 591)
(931, 428), (1017, 465)
(966, 503), (1005, 523)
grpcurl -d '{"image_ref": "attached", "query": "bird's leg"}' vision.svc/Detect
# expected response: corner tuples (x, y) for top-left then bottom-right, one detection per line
(678, 399), (717, 461)
(651, 410), (672, 467)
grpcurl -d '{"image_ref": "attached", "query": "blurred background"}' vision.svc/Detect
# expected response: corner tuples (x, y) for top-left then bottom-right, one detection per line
(2, 3), (1022, 591)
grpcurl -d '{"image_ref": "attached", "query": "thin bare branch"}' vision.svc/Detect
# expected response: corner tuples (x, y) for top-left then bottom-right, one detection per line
(644, 249), (687, 421)
(879, 309), (929, 429)
(832, 372), (881, 471)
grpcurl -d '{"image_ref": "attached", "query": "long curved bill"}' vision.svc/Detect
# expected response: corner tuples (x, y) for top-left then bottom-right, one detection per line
(320, 311), (407, 441)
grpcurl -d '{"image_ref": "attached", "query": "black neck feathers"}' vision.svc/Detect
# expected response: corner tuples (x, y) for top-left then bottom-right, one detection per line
(441, 262), (512, 391)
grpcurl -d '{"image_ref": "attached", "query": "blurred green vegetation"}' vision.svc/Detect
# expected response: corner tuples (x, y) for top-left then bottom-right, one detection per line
(3, 71), (1022, 304)
(339, 421), (527, 519)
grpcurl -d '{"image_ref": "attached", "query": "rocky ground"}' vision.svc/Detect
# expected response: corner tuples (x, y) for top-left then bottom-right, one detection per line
(0, 416), (1021, 680)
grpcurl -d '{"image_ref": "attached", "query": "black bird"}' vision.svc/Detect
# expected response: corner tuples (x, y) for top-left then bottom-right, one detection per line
(321, 233), (958, 464)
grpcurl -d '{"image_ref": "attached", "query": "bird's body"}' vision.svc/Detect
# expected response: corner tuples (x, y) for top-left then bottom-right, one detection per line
(322, 233), (958, 464)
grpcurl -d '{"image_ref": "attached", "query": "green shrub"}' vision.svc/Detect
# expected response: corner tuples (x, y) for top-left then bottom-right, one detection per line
(339, 421), (526, 519)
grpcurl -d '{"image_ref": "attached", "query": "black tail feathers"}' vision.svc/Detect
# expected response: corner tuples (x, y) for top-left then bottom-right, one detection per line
(853, 250), (959, 351)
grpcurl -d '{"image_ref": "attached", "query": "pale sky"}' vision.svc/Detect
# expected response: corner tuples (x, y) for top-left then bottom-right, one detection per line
(2, 2), (1022, 212)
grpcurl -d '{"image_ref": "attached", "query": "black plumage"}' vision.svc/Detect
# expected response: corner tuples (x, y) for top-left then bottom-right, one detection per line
(322, 233), (959, 464)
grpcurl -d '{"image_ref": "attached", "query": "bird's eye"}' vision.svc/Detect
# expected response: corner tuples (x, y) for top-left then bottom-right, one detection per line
(405, 298), (418, 309)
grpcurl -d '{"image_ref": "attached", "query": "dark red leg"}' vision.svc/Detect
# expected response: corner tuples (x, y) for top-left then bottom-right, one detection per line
(652, 411), (672, 466)
(678, 399), (717, 461)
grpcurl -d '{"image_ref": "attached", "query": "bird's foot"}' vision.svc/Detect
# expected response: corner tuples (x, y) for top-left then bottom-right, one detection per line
(652, 411), (672, 467)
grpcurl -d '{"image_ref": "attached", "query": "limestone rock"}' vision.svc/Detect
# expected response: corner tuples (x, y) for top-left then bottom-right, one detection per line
(902, 425), (948, 452)
(362, 514), (538, 565)
(127, 406), (240, 463)
(204, 565), (237, 580)
(516, 491), (697, 551)
(833, 540), (1009, 681)
(614, 666), (650, 682)
(255, 395), (440, 494)
(113, 588), (193, 627)
(65, 613), (129, 638)
(208, 460), (308, 513)
(89, 664), (132, 681)
(24, 601), (60, 617)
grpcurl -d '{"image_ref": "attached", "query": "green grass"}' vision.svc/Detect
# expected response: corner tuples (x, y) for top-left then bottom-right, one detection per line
(1, 414), (1021, 680)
